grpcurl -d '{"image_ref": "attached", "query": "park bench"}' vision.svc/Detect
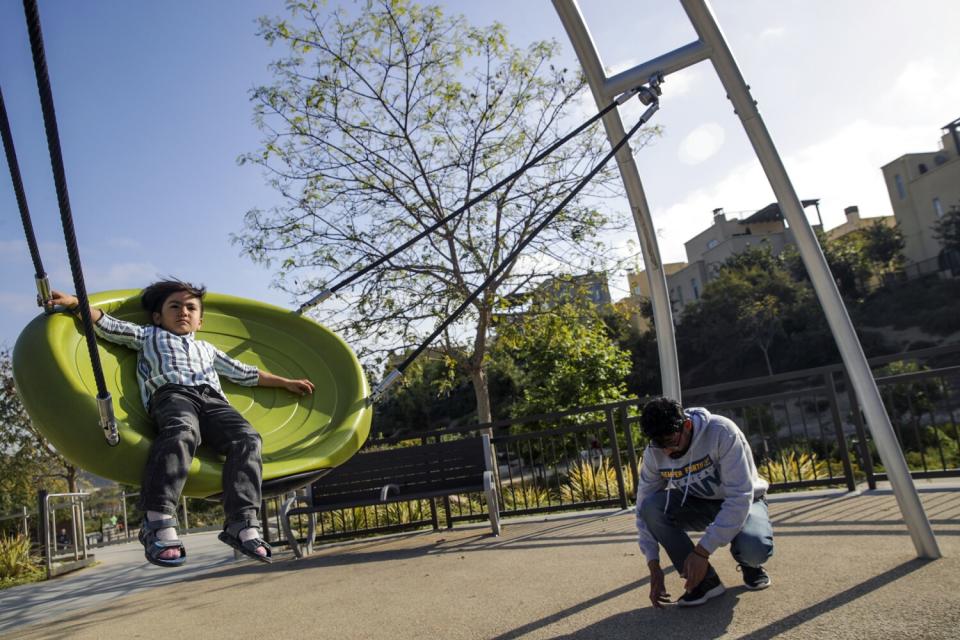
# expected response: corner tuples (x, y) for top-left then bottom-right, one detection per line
(280, 434), (501, 558)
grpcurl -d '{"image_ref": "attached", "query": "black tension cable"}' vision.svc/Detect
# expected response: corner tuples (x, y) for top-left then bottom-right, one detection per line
(23, 0), (118, 446)
(298, 85), (648, 314)
(0, 86), (52, 308)
(372, 91), (661, 400)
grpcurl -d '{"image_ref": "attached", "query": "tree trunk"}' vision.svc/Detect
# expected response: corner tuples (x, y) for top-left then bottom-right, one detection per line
(67, 464), (79, 494)
(470, 304), (493, 425)
(471, 365), (492, 425)
(758, 343), (774, 377)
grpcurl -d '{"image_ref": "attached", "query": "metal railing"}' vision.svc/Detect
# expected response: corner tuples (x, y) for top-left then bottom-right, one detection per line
(270, 344), (960, 548)
(38, 490), (95, 578)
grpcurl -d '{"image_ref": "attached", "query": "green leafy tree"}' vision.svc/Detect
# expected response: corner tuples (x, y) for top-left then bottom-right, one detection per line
(784, 223), (904, 300)
(933, 203), (960, 253)
(679, 246), (814, 380)
(861, 219), (905, 275)
(237, 0), (657, 423)
(0, 350), (76, 514)
(489, 304), (631, 418)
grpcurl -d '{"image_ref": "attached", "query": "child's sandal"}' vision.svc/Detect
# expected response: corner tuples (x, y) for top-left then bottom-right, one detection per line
(218, 523), (272, 564)
(138, 516), (186, 568)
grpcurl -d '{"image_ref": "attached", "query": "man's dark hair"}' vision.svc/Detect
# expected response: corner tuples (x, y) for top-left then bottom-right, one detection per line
(140, 279), (206, 315)
(640, 396), (686, 440)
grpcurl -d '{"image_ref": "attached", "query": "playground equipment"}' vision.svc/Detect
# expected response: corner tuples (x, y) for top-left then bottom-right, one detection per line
(552, 0), (939, 559)
(13, 290), (371, 497)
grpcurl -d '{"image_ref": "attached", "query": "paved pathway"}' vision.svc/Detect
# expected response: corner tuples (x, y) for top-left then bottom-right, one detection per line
(2, 481), (959, 639)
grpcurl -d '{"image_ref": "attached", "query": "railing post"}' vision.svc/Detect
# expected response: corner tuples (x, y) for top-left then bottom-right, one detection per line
(620, 405), (640, 497)
(37, 489), (50, 577)
(121, 491), (130, 540)
(845, 372), (877, 490)
(606, 408), (628, 509)
(825, 372), (857, 492)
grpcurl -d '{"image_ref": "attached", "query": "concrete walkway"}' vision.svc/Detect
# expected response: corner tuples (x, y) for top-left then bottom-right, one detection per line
(2, 481), (959, 639)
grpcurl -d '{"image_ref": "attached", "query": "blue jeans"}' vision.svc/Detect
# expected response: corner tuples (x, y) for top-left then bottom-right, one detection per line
(141, 384), (263, 529)
(638, 490), (773, 572)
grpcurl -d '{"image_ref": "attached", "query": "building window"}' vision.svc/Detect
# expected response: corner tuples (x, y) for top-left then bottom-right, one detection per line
(895, 174), (906, 200)
(691, 278), (700, 300)
(706, 238), (719, 250)
(676, 286), (684, 306)
(934, 197), (944, 218)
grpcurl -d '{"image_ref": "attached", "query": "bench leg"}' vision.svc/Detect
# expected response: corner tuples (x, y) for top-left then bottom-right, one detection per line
(280, 493), (317, 559)
(483, 471), (501, 536)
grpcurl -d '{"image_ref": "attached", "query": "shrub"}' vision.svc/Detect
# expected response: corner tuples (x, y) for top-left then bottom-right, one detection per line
(560, 459), (634, 503)
(500, 484), (553, 511)
(760, 451), (830, 483)
(0, 533), (42, 588)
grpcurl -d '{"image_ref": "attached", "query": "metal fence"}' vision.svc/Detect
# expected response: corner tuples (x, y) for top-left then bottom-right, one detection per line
(269, 344), (960, 548)
(8, 345), (957, 552)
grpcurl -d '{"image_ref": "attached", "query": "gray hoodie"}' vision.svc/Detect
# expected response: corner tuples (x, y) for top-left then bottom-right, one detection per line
(635, 407), (769, 562)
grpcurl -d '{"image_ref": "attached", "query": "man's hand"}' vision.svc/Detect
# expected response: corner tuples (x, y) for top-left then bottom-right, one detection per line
(682, 547), (710, 592)
(283, 378), (315, 396)
(648, 561), (670, 609)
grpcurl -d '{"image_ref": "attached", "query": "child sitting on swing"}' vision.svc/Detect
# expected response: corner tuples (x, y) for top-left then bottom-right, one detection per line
(50, 280), (314, 567)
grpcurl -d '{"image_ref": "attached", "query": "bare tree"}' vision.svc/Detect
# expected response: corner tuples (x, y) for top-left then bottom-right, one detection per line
(237, 0), (657, 421)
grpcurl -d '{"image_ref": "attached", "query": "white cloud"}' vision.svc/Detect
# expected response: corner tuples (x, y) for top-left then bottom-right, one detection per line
(88, 262), (163, 290)
(759, 26), (785, 40)
(887, 58), (960, 125)
(104, 237), (143, 251)
(678, 122), (726, 165)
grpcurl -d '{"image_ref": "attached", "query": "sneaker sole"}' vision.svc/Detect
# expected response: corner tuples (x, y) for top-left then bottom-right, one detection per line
(677, 582), (726, 607)
(744, 577), (771, 591)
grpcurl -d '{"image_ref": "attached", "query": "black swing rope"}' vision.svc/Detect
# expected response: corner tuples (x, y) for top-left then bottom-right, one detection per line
(372, 93), (661, 400)
(17, 0), (118, 445)
(298, 84), (650, 314)
(0, 87), (50, 303)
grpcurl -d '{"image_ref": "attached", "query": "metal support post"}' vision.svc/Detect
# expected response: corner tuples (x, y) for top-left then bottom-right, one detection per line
(553, 0), (682, 402)
(680, 0), (939, 559)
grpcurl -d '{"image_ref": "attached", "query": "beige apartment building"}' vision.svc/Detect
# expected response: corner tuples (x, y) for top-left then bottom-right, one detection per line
(881, 117), (960, 265)
(826, 205), (896, 241)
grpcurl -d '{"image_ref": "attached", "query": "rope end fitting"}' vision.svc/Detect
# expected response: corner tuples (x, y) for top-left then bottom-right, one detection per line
(636, 73), (664, 106)
(369, 369), (403, 405)
(615, 73), (664, 106)
(97, 393), (120, 447)
(35, 276), (54, 314)
(297, 289), (334, 315)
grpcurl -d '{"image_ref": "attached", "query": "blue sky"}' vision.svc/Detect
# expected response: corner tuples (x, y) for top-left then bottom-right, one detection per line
(2, 0), (959, 350)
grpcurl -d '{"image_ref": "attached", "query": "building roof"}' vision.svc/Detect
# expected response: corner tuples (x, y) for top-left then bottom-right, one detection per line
(741, 198), (820, 224)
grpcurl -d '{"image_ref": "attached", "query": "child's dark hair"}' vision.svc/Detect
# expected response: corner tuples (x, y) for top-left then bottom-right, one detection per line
(141, 279), (207, 315)
(640, 396), (686, 441)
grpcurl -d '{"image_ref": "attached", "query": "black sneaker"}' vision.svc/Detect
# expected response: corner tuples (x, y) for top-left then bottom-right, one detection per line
(677, 570), (725, 607)
(738, 564), (771, 590)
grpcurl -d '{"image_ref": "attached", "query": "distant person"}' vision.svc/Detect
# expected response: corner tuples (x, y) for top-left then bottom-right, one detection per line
(49, 280), (314, 567)
(635, 397), (773, 608)
(56, 528), (69, 551)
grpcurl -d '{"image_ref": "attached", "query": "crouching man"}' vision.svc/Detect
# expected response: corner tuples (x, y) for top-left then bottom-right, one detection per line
(636, 397), (773, 608)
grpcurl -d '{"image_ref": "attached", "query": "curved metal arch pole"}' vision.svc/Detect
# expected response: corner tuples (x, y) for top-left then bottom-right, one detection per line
(553, 0), (682, 402)
(679, 0), (938, 559)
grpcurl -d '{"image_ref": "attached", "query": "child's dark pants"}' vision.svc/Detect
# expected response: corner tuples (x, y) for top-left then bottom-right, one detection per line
(140, 384), (263, 529)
